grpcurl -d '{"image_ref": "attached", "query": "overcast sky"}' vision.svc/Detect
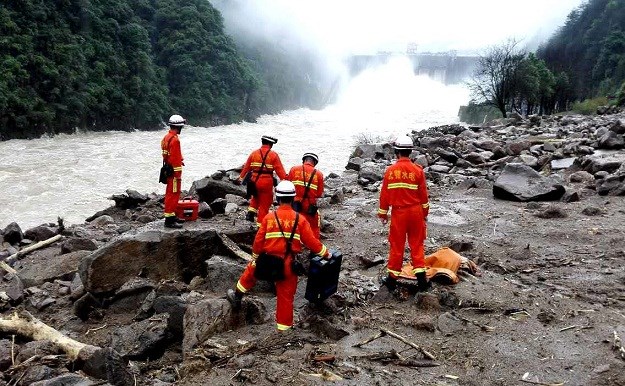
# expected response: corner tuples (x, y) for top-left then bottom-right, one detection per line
(225, 0), (585, 55)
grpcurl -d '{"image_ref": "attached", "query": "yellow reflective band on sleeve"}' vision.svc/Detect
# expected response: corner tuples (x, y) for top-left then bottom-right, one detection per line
(277, 323), (292, 331)
(378, 208), (388, 215)
(422, 202), (430, 208)
(162, 150), (169, 155)
(387, 182), (419, 190)
(247, 207), (258, 213)
(292, 180), (318, 190)
(412, 267), (427, 274)
(164, 212), (176, 217)
(387, 268), (401, 276)
(317, 245), (328, 257)
(252, 253), (258, 259)
(173, 167), (182, 171)
(236, 281), (249, 293)
(265, 232), (301, 241)
(172, 178), (177, 193)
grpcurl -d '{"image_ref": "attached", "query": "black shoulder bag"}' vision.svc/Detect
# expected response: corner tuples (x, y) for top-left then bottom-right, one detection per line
(254, 212), (299, 281)
(245, 149), (270, 198)
(159, 136), (175, 184)
(292, 167), (318, 215)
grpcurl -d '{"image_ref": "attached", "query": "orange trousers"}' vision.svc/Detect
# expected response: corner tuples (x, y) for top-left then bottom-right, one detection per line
(249, 176), (274, 225)
(236, 257), (298, 331)
(302, 211), (320, 239)
(387, 205), (426, 277)
(164, 176), (181, 217)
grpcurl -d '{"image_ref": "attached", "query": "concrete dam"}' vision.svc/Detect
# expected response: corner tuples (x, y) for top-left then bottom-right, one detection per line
(347, 52), (479, 84)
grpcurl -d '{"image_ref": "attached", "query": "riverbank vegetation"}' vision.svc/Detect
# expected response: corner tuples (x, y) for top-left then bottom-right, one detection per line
(0, 0), (328, 141)
(463, 0), (625, 123)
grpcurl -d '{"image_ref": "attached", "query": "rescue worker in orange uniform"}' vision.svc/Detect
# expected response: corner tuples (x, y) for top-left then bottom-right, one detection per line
(238, 135), (287, 226)
(161, 115), (186, 229)
(287, 152), (324, 238)
(227, 181), (331, 331)
(378, 135), (430, 292)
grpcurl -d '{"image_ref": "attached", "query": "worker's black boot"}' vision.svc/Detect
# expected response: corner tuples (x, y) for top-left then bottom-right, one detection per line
(245, 211), (256, 222)
(416, 271), (431, 292)
(226, 289), (243, 310)
(164, 216), (182, 229)
(380, 275), (397, 292)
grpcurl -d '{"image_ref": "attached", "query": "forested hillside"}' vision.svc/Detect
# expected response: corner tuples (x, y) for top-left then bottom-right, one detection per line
(0, 0), (257, 140)
(539, 0), (625, 105)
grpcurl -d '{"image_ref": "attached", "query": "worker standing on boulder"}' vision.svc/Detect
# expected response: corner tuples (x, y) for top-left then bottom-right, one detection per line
(160, 115), (186, 229)
(378, 135), (430, 292)
(238, 135), (287, 227)
(227, 181), (331, 332)
(287, 152), (324, 238)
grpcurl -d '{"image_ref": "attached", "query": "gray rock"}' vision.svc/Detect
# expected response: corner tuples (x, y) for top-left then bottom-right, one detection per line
(20, 365), (61, 385)
(2, 222), (23, 245)
(61, 238), (98, 254)
(153, 296), (187, 337)
(30, 373), (107, 386)
(191, 177), (246, 203)
(519, 154), (539, 168)
(598, 131), (625, 149)
(551, 157), (575, 170)
(474, 139), (501, 151)
(609, 119), (625, 135)
(70, 273), (85, 300)
(198, 202), (213, 219)
(136, 215), (155, 223)
(109, 278), (157, 314)
(329, 189), (344, 204)
(224, 203), (238, 214)
(17, 340), (58, 363)
(205, 255), (245, 293)
(225, 194), (246, 206)
(110, 314), (170, 360)
(464, 152), (485, 164)
(594, 171), (610, 179)
(582, 206), (604, 216)
(596, 176), (625, 196)
(211, 171), (224, 180)
(429, 165), (450, 173)
(346, 157), (364, 171)
(209, 198), (227, 215)
(24, 226), (57, 242)
(91, 215), (114, 227)
(435, 148), (458, 164)
(80, 228), (219, 294)
(413, 154), (429, 168)
(561, 190), (580, 203)
(110, 190), (149, 209)
(0, 270), (24, 304)
(493, 163), (565, 202)
(19, 250), (90, 287)
(358, 162), (385, 182)
(569, 171), (594, 184)
(506, 140), (532, 155)
(0, 339), (15, 371)
(183, 297), (266, 355)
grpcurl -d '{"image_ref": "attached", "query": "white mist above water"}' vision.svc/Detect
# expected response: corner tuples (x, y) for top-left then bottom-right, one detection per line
(0, 59), (469, 229)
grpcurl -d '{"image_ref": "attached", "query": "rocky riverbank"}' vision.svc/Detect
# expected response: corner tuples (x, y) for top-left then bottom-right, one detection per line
(1, 112), (625, 385)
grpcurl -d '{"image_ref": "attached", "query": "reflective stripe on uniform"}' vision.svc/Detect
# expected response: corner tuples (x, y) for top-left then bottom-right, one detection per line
(292, 180), (318, 190)
(387, 182), (419, 190)
(172, 178), (177, 193)
(265, 232), (301, 241)
(162, 150), (169, 155)
(247, 207), (258, 213)
(378, 208), (388, 215)
(412, 267), (427, 274)
(250, 163), (275, 169)
(173, 167), (182, 171)
(236, 280), (249, 293)
(164, 212), (176, 217)
(277, 323), (292, 331)
(387, 268), (401, 276)
(422, 202), (430, 208)
(317, 245), (328, 257)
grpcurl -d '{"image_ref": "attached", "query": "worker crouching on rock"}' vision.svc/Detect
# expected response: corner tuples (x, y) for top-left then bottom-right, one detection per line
(227, 181), (331, 332)
(161, 115), (186, 229)
(378, 135), (430, 293)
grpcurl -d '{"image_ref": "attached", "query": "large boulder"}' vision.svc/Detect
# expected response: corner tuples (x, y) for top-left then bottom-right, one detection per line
(597, 131), (625, 149)
(24, 226), (57, 242)
(358, 162), (385, 182)
(191, 177), (246, 204)
(581, 153), (625, 174)
(2, 222), (23, 245)
(493, 163), (565, 202)
(205, 255), (245, 293)
(19, 250), (91, 287)
(79, 228), (220, 294)
(110, 314), (171, 360)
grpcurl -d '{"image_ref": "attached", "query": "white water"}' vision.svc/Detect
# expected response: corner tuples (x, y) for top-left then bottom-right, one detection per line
(0, 57), (470, 229)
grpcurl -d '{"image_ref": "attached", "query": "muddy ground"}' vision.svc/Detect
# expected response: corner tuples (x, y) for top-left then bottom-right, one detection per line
(2, 121), (625, 385)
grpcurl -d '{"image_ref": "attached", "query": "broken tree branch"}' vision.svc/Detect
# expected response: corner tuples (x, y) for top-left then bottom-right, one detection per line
(381, 328), (436, 360)
(216, 233), (252, 262)
(0, 311), (132, 384)
(353, 330), (385, 348)
(6, 234), (62, 265)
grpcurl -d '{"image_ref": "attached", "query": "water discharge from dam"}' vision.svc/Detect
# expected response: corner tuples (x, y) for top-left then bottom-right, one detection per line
(0, 58), (470, 229)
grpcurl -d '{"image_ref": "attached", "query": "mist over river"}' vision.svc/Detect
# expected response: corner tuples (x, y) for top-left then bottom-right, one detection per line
(0, 58), (470, 229)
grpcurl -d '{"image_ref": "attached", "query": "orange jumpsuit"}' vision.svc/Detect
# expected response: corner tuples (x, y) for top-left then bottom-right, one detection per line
(378, 157), (429, 278)
(287, 162), (324, 238)
(161, 129), (183, 219)
(236, 204), (330, 331)
(240, 145), (287, 226)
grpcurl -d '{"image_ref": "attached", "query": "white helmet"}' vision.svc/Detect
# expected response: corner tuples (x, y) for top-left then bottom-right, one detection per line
(393, 135), (414, 150)
(302, 152), (319, 164)
(168, 114), (186, 127)
(261, 134), (278, 144)
(275, 180), (296, 197)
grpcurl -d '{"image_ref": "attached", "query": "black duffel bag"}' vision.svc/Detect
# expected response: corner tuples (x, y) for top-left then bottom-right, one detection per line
(254, 253), (285, 281)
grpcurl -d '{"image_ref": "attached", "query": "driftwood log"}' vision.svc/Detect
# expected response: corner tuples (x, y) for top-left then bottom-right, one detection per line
(0, 311), (133, 385)
(5, 234), (62, 265)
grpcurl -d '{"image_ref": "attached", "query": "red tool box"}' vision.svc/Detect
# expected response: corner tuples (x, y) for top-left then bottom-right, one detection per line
(176, 197), (199, 221)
